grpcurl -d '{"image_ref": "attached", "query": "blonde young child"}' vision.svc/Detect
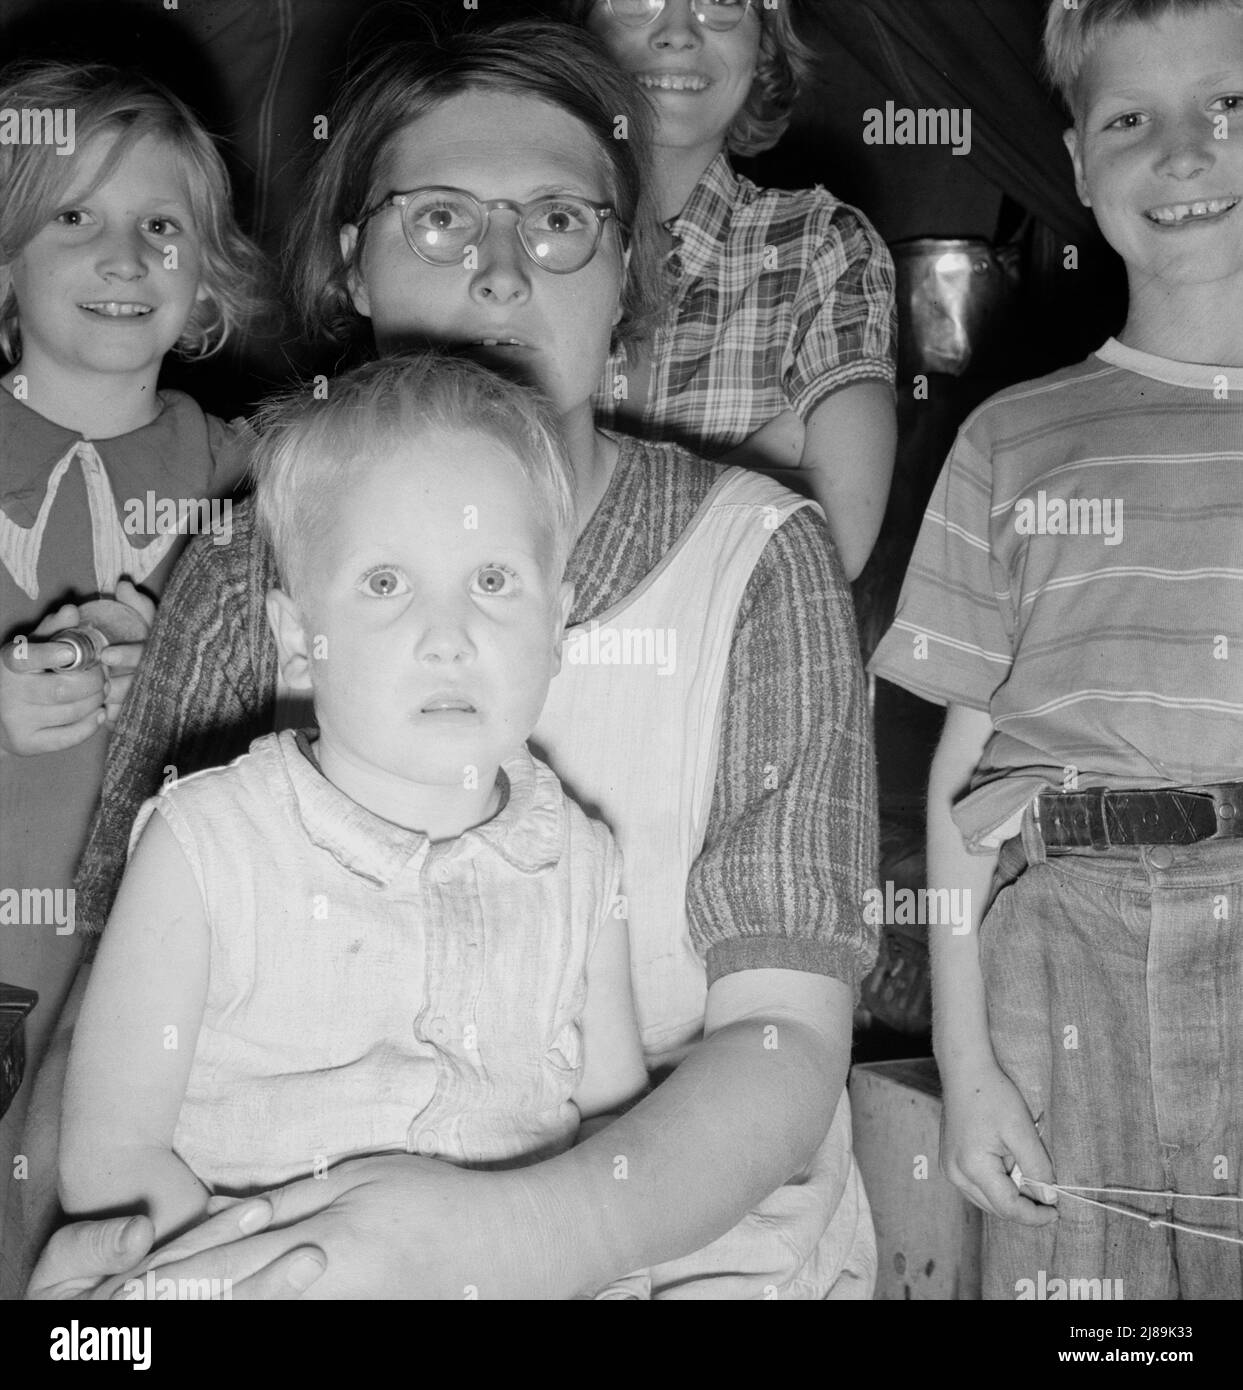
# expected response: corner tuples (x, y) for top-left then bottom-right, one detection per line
(60, 355), (653, 1299)
(568, 0), (897, 579)
(0, 60), (263, 1264)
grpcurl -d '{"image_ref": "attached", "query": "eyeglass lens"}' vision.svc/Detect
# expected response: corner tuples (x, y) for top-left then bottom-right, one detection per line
(606, 0), (750, 31)
(401, 190), (604, 271)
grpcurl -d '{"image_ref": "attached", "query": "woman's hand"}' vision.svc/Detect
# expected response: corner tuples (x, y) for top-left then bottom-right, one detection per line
(0, 603), (106, 755)
(103, 1154), (569, 1301)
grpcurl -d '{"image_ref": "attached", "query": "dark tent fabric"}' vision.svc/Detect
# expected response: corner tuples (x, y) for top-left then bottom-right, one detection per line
(817, 0), (1098, 246)
(0, 0), (1107, 245)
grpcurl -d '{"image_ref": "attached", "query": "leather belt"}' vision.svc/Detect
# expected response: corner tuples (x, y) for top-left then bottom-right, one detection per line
(1033, 784), (1243, 852)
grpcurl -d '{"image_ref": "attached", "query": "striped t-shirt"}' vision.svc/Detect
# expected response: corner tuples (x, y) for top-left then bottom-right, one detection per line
(870, 338), (1243, 849)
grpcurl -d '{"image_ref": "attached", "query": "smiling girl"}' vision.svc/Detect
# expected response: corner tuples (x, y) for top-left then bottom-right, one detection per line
(0, 61), (262, 1207)
(570, 0), (897, 579)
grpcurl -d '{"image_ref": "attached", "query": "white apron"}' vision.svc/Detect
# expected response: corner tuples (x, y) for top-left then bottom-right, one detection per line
(533, 466), (875, 1299)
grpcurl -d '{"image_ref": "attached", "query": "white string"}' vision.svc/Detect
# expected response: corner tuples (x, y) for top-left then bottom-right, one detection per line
(1010, 1165), (1243, 1247)
(1056, 1182), (1243, 1203)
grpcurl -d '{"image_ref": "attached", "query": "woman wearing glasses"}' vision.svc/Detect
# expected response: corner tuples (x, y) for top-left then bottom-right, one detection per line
(31, 22), (878, 1301)
(571, 0), (897, 580)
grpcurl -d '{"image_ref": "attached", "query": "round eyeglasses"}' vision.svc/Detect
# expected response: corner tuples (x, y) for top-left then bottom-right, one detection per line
(356, 186), (625, 275)
(602, 0), (754, 31)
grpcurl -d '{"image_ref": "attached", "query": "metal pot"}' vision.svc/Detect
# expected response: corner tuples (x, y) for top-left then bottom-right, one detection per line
(893, 237), (1022, 379)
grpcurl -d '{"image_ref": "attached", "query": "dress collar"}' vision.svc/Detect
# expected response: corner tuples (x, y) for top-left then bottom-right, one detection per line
(0, 387), (212, 527)
(276, 729), (565, 888)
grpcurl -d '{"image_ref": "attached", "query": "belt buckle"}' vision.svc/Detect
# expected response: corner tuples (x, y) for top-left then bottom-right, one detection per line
(1032, 786), (1110, 853)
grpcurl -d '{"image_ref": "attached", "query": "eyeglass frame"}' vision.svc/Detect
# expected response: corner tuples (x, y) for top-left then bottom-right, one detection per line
(355, 186), (628, 275)
(600, 0), (755, 31)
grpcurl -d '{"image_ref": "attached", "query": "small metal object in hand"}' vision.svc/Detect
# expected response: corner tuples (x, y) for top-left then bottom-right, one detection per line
(1, 596), (149, 674)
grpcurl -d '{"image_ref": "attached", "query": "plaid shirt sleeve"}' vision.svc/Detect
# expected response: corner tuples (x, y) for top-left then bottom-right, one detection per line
(785, 202), (897, 419)
(690, 503), (880, 989)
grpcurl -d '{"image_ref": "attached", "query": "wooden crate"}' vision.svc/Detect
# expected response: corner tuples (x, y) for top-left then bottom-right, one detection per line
(851, 1057), (981, 1299)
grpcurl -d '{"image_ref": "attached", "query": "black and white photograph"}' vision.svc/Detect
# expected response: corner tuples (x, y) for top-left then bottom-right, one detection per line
(0, 0), (1238, 1360)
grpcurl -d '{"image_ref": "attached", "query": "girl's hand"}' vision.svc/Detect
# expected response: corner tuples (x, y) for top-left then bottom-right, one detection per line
(939, 1060), (1059, 1225)
(27, 1207), (323, 1301)
(26, 1215), (156, 1300)
(100, 579), (156, 728)
(0, 603), (106, 756)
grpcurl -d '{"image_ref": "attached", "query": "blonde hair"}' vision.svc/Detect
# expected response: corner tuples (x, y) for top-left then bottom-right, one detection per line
(253, 353), (578, 601)
(0, 60), (267, 364)
(1044, 0), (1243, 115)
(563, 0), (818, 156)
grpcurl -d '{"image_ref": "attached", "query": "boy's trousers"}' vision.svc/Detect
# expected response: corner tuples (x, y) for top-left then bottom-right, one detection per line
(979, 812), (1243, 1300)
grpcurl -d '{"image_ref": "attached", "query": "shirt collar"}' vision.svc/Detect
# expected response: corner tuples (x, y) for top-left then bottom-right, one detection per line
(1095, 337), (1241, 393)
(277, 729), (565, 888)
(0, 387), (214, 528)
(666, 150), (741, 278)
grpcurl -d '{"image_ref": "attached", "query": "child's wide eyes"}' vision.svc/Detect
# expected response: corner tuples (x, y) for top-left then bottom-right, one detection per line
(1210, 95), (1243, 114)
(49, 209), (187, 235)
(359, 566), (409, 597)
(142, 214), (183, 237)
(472, 564), (518, 596)
(1104, 111), (1147, 131)
(53, 208), (93, 228)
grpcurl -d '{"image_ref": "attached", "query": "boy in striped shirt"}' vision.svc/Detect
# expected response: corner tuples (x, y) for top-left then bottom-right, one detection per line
(871, 0), (1243, 1299)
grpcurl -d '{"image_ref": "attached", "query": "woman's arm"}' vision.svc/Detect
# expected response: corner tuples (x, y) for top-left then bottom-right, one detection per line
(800, 382), (896, 579)
(720, 384), (897, 580)
(559, 966), (850, 1284)
(60, 811), (213, 1242)
(782, 200), (896, 579)
(88, 967), (848, 1299)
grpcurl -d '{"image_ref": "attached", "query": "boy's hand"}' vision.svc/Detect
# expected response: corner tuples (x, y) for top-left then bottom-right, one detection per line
(99, 579), (156, 728)
(940, 1061), (1059, 1225)
(0, 603), (106, 756)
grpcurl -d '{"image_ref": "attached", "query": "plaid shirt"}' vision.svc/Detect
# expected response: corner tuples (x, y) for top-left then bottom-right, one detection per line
(595, 152), (896, 459)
